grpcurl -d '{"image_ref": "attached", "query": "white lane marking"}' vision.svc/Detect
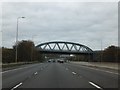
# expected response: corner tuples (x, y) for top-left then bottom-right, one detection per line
(69, 64), (119, 75)
(34, 72), (38, 75)
(1, 63), (42, 74)
(11, 82), (23, 90)
(72, 72), (77, 75)
(89, 81), (102, 89)
(101, 70), (119, 75)
(84, 66), (119, 75)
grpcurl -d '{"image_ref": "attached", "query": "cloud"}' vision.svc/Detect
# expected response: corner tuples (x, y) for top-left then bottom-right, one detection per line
(2, 2), (118, 50)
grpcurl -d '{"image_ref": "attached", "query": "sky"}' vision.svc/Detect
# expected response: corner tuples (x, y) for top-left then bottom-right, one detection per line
(1, 1), (118, 50)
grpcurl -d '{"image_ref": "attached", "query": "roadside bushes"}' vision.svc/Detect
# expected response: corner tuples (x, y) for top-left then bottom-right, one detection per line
(2, 40), (45, 63)
(102, 46), (119, 62)
(2, 47), (15, 63)
(2, 41), (120, 63)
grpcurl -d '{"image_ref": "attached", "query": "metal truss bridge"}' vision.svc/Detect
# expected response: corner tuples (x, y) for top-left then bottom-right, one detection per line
(36, 41), (93, 55)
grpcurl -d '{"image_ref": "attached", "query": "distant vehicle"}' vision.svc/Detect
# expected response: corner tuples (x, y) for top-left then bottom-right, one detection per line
(58, 60), (64, 63)
(48, 60), (51, 62)
(53, 60), (55, 63)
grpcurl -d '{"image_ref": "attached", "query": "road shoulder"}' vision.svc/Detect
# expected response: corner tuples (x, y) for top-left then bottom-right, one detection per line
(69, 61), (119, 74)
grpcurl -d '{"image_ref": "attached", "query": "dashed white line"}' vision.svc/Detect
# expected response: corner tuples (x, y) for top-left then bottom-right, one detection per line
(72, 72), (77, 75)
(34, 72), (38, 75)
(89, 81), (102, 89)
(66, 63), (119, 75)
(11, 82), (23, 90)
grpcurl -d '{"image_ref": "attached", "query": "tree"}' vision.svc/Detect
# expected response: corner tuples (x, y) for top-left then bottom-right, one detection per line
(13, 40), (35, 62)
(13, 40), (45, 62)
(102, 45), (119, 62)
(2, 47), (15, 63)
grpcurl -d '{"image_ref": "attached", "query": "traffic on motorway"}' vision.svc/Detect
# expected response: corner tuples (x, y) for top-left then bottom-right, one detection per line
(2, 59), (118, 89)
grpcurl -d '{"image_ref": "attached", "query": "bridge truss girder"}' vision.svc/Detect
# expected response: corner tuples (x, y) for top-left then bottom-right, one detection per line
(36, 41), (93, 55)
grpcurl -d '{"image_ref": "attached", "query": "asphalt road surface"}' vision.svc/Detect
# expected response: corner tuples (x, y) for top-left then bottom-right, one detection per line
(2, 62), (119, 89)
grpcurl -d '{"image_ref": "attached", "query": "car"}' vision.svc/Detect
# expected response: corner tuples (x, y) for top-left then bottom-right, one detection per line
(58, 60), (64, 63)
(53, 60), (56, 63)
(48, 60), (51, 62)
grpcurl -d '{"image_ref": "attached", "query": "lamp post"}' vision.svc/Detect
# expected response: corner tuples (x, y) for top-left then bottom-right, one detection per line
(15, 17), (25, 63)
(31, 35), (36, 62)
(100, 39), (103, 62)
(30, 35), (38, 62)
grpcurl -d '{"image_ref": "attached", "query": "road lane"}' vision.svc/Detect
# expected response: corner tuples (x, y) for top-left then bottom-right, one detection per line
(18, 63), (95, 88)
(63, 63), (118, 88)
(2, 62), (118, 89)
(2, 63), (44, 73)
(2, 63), (49, 88)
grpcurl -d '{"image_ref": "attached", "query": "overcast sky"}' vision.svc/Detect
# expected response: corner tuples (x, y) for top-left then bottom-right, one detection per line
(2, 2), (118, 50)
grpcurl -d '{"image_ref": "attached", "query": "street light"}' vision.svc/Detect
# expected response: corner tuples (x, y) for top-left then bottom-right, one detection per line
(31, 35), (37, 62)
(100, 39), (103, 62)
(15, 17), (25, 63)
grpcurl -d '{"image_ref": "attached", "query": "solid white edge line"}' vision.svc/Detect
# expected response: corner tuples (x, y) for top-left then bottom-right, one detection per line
(1, 63), (43, 73)
(67, 63), (119, 75)
(72, 72), (77, 75)
(85, 66), (119, 75)
(89, 81), (102, 89)
(11, 82), (23, 90)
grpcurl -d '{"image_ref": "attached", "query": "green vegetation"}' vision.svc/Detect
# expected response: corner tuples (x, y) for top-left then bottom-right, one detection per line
(102, 46), (119, 62)
(69, 45), (120, 62)
(1, 40), (120, 63)
(2, 40), (45, 64)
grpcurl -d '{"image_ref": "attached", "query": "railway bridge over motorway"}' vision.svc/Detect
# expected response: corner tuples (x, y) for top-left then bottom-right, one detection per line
(3, 41), (118, 89)
(36, 41), (93, 55)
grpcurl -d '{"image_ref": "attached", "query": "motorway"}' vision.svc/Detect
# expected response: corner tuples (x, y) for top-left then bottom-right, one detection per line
(2, 62), (119, 89)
